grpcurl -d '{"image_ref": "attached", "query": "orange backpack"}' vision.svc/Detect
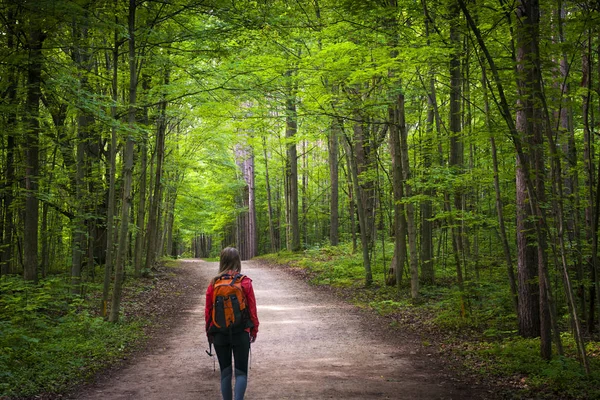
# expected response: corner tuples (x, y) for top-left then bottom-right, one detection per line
(209, 273), (252, 334)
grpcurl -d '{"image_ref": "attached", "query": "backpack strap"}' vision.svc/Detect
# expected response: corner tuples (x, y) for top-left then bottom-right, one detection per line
(230, 273), (244, 285)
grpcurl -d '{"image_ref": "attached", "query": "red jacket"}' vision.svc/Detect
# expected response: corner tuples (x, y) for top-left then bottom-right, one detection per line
(205, 272), (259, 338)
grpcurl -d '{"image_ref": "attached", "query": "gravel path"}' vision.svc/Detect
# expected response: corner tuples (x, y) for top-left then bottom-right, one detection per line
(74, 259), (491, 399)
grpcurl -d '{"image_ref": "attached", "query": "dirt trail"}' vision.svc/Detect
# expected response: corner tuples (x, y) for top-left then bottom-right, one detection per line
(74, 259), (491, 399)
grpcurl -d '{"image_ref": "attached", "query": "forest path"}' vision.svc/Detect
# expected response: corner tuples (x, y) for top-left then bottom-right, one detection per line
(74, 259), (491, 400)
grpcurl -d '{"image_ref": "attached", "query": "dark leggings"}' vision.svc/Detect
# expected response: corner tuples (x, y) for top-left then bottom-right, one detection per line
(214, 332), (250, 400)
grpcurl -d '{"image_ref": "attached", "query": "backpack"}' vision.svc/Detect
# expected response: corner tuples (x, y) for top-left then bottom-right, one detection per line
(209, 273), (252, 334)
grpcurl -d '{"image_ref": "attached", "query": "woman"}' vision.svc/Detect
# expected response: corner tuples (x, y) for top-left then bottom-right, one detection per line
(205, 247), (259, 400)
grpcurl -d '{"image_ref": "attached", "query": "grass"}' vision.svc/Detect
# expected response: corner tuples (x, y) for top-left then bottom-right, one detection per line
(257, 243), (600, 400)
(0, 268), (160, 398)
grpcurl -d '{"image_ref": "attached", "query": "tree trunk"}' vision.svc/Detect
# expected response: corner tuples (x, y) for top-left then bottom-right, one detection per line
(71, 18), (93, 294)
(458, 0), (556, 359)
(110, 0), (137, 322)
(23, 26), (45, 282)
(397, 92), (419, 299)
(285, 73), (301, 252)
(102, 9), (119, 316)
(418, 4), (439, 283)
(2, 6), (17, 276)
(236, 143), (257, 260)
(344, 152), (358, 254)
(388, 100), (406, 289)
(145, 82), (168, 272)
(514, 0), (551, 358)
(343, 134), (373, 285)
(449, 0), (464, 288)
(482, 64), (518, 312)
(262, 136), (277, 253)
(420, 70), (435, 285)
(133, 78), (149, 276)
(329, 120), (340, 246)
(301, 140), (308, 246)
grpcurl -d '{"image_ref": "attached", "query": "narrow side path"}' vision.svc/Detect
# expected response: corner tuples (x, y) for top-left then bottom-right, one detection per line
(74, 259), (491, 399)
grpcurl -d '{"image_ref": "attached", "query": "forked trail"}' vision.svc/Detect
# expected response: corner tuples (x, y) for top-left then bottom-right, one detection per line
(74, 259), (491, 399)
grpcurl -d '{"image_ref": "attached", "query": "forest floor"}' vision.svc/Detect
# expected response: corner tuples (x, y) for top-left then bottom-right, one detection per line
(69, 258), (505, 400)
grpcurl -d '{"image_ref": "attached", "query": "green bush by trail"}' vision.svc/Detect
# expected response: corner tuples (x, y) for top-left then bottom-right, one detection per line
(258, 243), (600, 400)
(0, 275), (145, 398)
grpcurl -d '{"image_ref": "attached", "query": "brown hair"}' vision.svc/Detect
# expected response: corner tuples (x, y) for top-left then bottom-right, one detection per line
(212, 247), (242, 284)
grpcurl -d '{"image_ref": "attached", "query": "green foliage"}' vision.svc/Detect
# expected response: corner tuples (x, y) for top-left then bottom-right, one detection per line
(0, 275), (145, 397)
(473, 336), (600, 399)
(262, 248), (600, 399)
(431, 280), (516, 334)
(259, 243), (387, 287)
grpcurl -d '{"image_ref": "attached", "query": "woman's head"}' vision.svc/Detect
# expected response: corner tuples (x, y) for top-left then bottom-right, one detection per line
(218, 247), (241, 274)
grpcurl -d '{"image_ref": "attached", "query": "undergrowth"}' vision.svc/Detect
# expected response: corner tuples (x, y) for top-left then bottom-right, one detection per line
(0, 268), (157, 398)
(257, 243), (600, 400)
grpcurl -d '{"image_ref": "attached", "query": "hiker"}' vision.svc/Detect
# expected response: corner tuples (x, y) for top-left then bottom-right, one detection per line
(205, 247), (259, 400)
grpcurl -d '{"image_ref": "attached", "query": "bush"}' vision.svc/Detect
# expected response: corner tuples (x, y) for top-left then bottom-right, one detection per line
(0, 274), (145, 397)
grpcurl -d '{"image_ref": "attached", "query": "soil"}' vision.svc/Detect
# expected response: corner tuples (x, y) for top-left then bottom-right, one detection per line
(70, 259), (501, 400)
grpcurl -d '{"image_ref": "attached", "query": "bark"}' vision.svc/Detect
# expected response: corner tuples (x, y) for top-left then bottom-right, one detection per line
(329, 120), (340, 246)
(262, 137), (277, 252)
(301, 140), (308, 246)
(71, 18), (93, 294)
(449, 0), (464, 287)
(23, 26), (45, 282)
(343, 153), (358, 253)
(482, 64), (518, 312)
(285, 73), (301, 251)
(582, 31), (596, 331)
(420, 70), (435, 285)
(418, 3), (439, 283)
(515, 0), (552, 358)
(145, 79), (168, 272)
(236, 143), (257, 260)
(388, 100), (406, 289)
(110, 0), (137, 322)
(596, 35), (600, 334)
(133, 77), (149, 276)
(2, 6), (17, 276)
(343, 134), (373, 285)
(102, 10), (119, 316)
(397, 92), (419, 299)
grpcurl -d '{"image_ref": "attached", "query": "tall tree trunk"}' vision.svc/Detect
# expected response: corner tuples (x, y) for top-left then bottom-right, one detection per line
(584, 31), (600, 333)
(418, 2), (439, 283)
(285, 72), (300, 252)
(596, 35), (600, 333)
(397, 92), (419, 299)
(301, 140), (308, 246)
(482, 64), (518, 312)
(344, 152), (358, 254)
(110, 0), (137, 322)
(71, 117), (87, 294)
(458, 0), (558, 359)
(145, 84), (167, 272)
(236, 142), (257, 260)
(102, 9), (119, 316)
(133, 77), (149, 276)
(388, 99), (406, 289)
(343, 134), (373, 285)
(420, 70), (435, 284)
(449, 0), (464, 288)
(23, 26), (45, 282)
(2, 6), (17, 276)
(515, 0), (551, 358)
(71, 18), (93, 294)
(329, 120), (340, 246)
(262, 136), (277, 252)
